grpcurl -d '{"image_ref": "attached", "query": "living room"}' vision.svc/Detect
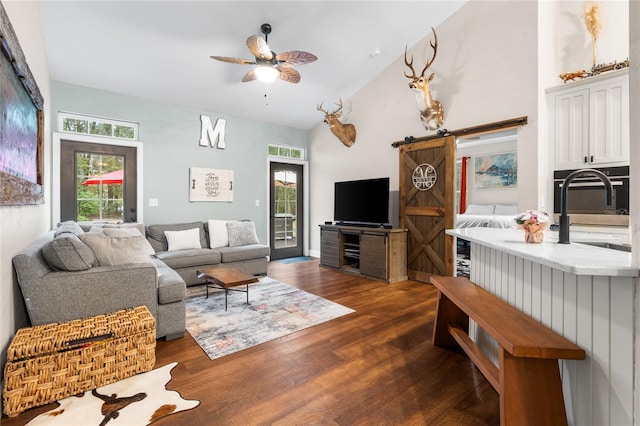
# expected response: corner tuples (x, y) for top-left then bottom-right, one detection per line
(2, 1), (640, 424)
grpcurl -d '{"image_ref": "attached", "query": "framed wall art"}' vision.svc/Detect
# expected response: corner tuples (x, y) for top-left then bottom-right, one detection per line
(474, 152), (517, 190)
(189, 167), (234, 202)
(0, 3), (45, 205)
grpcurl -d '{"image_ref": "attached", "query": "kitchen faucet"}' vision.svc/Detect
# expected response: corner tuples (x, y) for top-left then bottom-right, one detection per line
(558, 168), (613, 244)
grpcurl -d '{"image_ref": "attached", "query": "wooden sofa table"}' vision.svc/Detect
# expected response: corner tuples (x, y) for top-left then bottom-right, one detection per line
(196, 266), (258, 311)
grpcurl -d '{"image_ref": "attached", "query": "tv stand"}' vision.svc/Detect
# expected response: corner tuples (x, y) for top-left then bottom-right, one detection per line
(319, 224), (407, 283)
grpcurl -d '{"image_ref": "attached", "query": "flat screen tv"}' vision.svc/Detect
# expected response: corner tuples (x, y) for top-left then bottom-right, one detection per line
(334, 177), (389, 225)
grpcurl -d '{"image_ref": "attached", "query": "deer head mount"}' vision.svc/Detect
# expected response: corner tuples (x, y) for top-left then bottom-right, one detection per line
(404, 28), (444, 131)
(317, 99), (356, 147)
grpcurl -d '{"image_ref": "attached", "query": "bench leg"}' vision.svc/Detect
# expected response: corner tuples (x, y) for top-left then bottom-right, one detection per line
(433, 291), (469, 348)
(500, 349), (567, 426)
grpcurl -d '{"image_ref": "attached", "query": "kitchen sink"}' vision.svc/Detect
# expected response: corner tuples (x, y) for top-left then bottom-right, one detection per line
(578, 241), (632, 252)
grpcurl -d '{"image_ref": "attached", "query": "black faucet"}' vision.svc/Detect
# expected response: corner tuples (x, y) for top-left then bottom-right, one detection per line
(558, 168), (613, 244)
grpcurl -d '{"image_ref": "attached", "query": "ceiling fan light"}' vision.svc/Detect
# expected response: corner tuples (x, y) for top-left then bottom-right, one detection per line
(255, 65), (279, 83)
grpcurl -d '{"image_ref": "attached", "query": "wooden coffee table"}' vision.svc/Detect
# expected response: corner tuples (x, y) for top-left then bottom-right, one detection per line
(196, 266), (259, 311)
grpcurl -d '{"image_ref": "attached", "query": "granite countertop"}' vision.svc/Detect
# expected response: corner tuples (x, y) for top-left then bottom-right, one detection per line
(447, 227), (639, 277)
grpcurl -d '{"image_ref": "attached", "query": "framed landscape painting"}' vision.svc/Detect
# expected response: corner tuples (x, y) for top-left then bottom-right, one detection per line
(0, 3), (45, 205)
(474, 152), (517, 190)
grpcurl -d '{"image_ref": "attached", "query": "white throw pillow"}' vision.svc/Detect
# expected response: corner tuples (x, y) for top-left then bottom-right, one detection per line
(207, 220), (229, 248)
(464, 204), (495, 215)
(494, 204), (518, 216)
(78, 233), (152, 266)
(164, 228), (201, 251)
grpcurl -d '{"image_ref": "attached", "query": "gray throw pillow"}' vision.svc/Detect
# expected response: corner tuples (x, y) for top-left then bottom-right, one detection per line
(227, 221), (260, 247)
(55, 221), (85, 237)
(42, 234), (96, 271)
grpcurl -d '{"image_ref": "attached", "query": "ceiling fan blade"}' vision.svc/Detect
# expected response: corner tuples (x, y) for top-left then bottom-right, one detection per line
(210, 56), (255, 65)
(242, 69), (258, 82)
(278, 67), (301, 84)
(246, 35), (273, 61)
(276, 51), (318, 66)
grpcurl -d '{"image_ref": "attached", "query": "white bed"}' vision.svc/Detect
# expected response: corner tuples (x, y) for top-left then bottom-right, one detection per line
(456, 204), (518, 229)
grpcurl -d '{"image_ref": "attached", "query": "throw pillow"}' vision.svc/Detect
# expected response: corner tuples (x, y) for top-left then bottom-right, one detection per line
(102, 227), (155, 255)
(55, 221), (85, 237)
(79, 233), (152, 266)
(42, 234), (96, 271)
(207, 220), (229, 248)
(464, 204), (495, 215)
(164, 228), (201, 251)
(227, 221), (259, 247)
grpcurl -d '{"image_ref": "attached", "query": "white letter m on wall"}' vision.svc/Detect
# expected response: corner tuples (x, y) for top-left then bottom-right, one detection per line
(199, 115), (226, 149)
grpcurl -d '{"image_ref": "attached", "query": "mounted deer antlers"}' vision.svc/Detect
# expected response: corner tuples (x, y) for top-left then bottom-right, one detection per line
(317, 99), (356, 147)
(404, 27), (444, 131)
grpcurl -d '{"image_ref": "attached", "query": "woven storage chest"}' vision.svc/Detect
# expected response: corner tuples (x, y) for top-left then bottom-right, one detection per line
(3, 305), (156, 417)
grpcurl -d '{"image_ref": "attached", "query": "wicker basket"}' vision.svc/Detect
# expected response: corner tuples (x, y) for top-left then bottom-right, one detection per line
(2, 305), (156, 417)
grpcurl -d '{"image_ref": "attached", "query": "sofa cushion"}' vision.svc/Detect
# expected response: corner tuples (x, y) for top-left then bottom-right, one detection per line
(227, 221), (260, 247)
(153, 259), (187, 304)
(79, 233), (152, 266)
(42, 234), (96, 271)
(165, 228), (201, 251)
(207, 219), (229, 248)
(154, 248), (221, 269)
(217, 244), (270, 263)
(146, 222), (207, 252)
(91, 226), (156, 255)
(55, 221), (85, 237)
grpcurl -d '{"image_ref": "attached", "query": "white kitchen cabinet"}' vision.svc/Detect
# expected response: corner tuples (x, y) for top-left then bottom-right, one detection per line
(547, 69), (629, 170)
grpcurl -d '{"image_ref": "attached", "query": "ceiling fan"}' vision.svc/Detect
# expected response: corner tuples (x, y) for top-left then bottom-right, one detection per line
(210, 23), (317, 84)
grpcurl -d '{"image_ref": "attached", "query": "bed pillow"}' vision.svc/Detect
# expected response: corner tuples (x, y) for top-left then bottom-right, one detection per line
(227, 221), (260, 247)
(164, 228), (202, 251)
(207, 220), (229, 248)
(78, 233), (151, 266)
(494, 204), (518, 216)
(465, 204), (495, 215)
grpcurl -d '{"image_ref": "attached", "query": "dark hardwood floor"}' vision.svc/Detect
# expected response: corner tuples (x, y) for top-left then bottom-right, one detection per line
(2, 259), (499, 425)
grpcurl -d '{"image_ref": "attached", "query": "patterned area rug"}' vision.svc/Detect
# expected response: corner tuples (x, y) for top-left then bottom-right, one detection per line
(27, 362), (199, 425)
(185, 277), (354, 360)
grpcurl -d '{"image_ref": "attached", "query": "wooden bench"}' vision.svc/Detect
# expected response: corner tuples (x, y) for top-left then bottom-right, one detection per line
(431, 276), (586, 426)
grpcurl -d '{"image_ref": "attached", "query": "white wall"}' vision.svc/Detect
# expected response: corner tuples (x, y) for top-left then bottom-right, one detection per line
(0, 1), (51, 378)
(309, 1), (538, 254)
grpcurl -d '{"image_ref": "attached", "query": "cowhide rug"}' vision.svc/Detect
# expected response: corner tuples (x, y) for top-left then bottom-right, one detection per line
(27, 362), (199, 426)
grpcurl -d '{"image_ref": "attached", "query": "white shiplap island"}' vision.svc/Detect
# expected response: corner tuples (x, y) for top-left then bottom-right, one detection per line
(447, 227), (638, 426)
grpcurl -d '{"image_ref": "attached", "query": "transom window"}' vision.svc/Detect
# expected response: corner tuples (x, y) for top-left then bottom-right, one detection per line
(268, 144), (305, 160)
(58, 112), (138, 140)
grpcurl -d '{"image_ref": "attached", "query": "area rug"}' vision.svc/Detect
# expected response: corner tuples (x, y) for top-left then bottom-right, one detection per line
(276, 256), (316, 264)
(27, 362), (199, 425)
(185, 277), (354, 360)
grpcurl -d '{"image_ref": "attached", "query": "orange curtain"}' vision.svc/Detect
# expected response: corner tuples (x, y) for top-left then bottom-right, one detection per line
(460, 156), (468, 213)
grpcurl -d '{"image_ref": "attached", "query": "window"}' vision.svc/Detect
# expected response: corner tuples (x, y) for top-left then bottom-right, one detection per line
(59, 112), (138, 140)
(76, 153), (124, 222)
(268, 144), (305, 160)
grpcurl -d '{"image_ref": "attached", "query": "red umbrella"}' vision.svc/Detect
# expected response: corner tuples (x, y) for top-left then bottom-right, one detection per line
(82, 169), (123, 186)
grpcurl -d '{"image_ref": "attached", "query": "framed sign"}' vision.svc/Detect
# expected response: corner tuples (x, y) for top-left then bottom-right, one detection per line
(189, 168), (234, 202)
(0, 3), (45, 205)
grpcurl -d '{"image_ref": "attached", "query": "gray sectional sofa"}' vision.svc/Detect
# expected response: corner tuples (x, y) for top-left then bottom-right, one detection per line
(12, 220), (270, 340)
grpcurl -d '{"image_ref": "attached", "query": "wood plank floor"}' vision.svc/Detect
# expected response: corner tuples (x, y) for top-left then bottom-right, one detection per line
(2, 259), (499, 425)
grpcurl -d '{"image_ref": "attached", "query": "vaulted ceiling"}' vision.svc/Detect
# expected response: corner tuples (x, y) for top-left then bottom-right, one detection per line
(38, 1), (466, 130)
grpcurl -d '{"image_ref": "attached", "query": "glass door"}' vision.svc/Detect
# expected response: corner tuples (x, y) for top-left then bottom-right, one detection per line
(270, 162), (303, 260)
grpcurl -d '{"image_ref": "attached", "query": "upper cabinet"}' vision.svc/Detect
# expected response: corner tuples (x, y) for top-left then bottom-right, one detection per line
(547, 69), (629, 170)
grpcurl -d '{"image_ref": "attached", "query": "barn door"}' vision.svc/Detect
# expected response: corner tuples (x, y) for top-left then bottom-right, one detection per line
(399, 136), (456, 283)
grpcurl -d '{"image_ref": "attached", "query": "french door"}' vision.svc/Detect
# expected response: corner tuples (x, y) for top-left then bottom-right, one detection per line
(269, 162), (304, 260)
(60, 140), (138, 223)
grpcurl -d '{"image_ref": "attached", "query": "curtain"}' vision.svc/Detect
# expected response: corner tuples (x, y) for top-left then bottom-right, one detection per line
(460, 156), (468, 213)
